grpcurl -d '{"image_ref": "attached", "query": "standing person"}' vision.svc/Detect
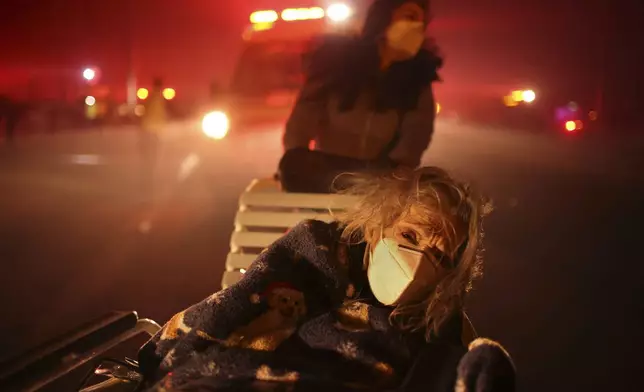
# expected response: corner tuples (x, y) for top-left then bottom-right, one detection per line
(278, 0), (442, 193)
(139, 78), (167, 195)
(0, 96), (20, 143)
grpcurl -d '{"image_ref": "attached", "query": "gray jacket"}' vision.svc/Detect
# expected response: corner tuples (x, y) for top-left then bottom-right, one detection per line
(282, 73), (436, 168)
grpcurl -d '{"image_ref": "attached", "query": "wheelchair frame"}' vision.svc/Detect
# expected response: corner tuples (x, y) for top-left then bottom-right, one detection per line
(0, 311), (160, 391)
(1, 178), (356, 391)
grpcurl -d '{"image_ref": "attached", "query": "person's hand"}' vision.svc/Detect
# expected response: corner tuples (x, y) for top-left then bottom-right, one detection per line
(455, 338), (516, 392)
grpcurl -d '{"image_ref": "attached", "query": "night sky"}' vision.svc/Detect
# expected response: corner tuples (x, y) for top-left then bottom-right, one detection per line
(1, 0), (642, 118)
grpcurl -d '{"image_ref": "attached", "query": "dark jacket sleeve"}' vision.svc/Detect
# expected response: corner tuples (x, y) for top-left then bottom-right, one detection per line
(400, 342), (467, 392)
(138, 220), (350, 381)
(282, 37), (347, 150)
(387, 85), (437, 168)
(282, 79), (328, 149)
(398, 311), (474, 392)
(282, 55), (330, 150)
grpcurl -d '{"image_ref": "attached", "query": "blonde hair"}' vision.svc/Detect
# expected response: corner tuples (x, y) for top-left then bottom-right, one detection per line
(333, 166), (491, 341)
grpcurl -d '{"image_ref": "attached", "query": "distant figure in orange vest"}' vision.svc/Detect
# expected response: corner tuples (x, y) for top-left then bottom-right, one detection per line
(141, 78), (167, 136)
(139, 77), (167, 193)
(0, 95), (21, 143)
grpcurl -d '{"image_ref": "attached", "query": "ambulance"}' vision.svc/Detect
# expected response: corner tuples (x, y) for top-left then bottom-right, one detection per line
(201, 2), (365, 140)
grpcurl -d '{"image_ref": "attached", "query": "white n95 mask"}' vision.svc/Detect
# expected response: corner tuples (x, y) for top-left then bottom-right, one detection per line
(385, 20), (425, 58)
(367, 237), (440, 306)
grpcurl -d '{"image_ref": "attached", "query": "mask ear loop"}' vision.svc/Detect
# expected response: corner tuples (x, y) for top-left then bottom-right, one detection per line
(363, 243), (371, 270)
(365, 225), (385, 270)
(380, 226), (397, 254)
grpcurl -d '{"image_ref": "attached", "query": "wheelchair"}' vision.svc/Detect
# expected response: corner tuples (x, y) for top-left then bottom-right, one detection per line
(0, 178), (357, 391)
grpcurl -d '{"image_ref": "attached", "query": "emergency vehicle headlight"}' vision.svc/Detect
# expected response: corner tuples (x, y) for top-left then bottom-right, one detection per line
(163, 88), (176, 100)
(565, 120), (583, 132)
(521, 89), (536, 103)
(508, 89), (536, 104)
(202, 111), (229, 140)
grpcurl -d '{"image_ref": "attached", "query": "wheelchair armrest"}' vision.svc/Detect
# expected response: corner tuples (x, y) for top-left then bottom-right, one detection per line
(0, 311), (160, 392)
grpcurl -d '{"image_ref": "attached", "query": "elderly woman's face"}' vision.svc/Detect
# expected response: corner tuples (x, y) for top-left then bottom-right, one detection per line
(366, 203), (465, 306)
(380, 204), (466, 271)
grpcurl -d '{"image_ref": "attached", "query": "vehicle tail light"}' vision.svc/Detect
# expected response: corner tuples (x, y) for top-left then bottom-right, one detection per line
(565, 120), (583, 132)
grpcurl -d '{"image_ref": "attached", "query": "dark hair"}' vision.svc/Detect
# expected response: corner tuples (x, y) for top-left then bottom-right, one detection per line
(308, 0), (441, 113)
(361, 0), (431, 42)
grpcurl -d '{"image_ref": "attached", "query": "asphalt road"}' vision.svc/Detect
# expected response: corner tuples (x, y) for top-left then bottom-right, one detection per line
(0, 119), (642, 391)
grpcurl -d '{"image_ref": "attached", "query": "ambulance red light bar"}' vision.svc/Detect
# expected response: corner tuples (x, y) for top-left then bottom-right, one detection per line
(282, 7), (325, 21)
(250, 10), (278, 24)
(249, 3), (352, 24)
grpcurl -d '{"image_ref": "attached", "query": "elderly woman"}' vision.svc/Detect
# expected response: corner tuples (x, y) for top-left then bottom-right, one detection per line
(138, 167), (514, 391)
(278, 0), (442, 193)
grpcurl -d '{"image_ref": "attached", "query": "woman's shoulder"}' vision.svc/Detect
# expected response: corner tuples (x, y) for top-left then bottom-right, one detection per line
(410, 48), (443, 84)
(419, 47), (442, 67)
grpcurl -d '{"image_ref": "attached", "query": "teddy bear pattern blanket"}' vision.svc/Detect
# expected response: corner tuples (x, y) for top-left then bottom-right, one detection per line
(137, 220), (513, 391)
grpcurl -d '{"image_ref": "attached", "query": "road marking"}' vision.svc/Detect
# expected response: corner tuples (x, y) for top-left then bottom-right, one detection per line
(178, 153), (200, 181)
(68, 154), (104, 165)
(138, 219), (153, 233)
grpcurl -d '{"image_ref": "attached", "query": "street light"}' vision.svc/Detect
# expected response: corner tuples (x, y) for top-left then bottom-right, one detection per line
(83, 68), (96, 81)
(85, 96), (96, 106)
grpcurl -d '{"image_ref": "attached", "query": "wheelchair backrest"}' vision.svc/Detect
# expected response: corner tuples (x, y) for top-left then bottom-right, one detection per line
(222, 178), (358, 288)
